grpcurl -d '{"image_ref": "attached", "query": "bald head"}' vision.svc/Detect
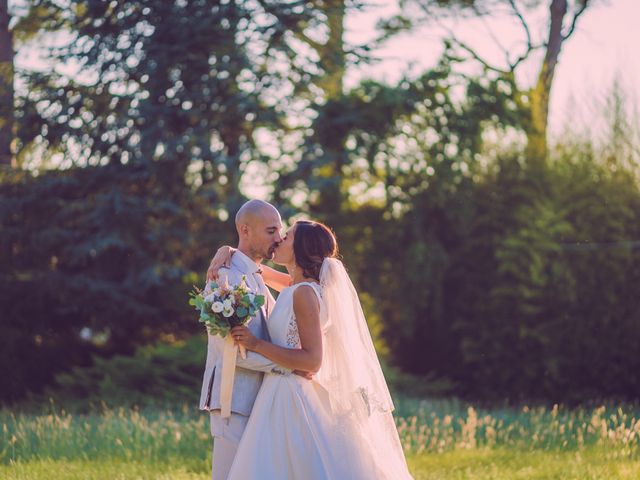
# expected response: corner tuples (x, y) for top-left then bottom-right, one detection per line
(235, 200), (283, 261)
(235, 200), (279, 231)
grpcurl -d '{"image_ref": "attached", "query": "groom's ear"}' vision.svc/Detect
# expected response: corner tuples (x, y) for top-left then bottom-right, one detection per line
(238, 223), (249, 238)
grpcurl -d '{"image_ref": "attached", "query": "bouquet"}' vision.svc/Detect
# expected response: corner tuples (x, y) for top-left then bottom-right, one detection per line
(189, 275), (265, 417)
(189, 275), (265, 357)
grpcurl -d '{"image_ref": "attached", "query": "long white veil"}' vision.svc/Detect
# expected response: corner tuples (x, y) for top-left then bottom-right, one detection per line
(315, 258), (413, 479)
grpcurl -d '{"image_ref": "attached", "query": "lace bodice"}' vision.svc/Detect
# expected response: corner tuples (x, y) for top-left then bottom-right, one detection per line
(285, 319), (300, 348)
(267, 282), (323, 350)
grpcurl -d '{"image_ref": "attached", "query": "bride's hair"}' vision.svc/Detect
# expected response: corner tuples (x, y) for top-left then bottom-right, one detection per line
(293, 220), (338, 281)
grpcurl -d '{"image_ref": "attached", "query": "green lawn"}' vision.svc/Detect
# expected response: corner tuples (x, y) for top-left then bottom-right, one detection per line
(2, 448), (639, 480)
(1, 459), (205, 480)
(2, 399), (638, 479)
(409, 448), (640, 479)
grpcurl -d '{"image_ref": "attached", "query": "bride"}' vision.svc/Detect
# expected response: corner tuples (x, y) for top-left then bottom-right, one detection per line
(210, 220), (412, 479)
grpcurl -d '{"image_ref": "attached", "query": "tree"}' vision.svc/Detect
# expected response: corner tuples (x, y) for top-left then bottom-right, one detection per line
(262, 0), (354, 218)
(0, 163), (200, 402)
(390, 0), (592, 165)
(526, 0), (590, 163)
(17, 0), (303, 208)
(0, 0), (13, 167)
(2, 0), (345, 402)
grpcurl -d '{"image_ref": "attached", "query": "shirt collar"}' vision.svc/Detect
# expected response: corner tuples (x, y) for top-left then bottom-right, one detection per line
(231, 249), (262, 275)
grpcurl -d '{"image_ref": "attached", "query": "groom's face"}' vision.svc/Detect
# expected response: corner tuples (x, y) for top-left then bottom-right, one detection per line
(249, 210), (283, 261)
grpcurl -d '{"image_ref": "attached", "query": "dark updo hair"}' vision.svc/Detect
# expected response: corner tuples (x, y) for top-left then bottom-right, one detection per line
(293, 220), (338, 281)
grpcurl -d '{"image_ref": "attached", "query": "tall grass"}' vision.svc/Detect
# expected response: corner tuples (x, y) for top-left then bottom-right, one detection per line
(2, 397), (639, 467)
(394, 397), (640, 456)
(1, 402), (210, 470)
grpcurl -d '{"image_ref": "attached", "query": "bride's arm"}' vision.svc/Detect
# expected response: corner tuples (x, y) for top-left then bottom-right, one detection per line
(207, 246), (234, 281)
(231, 285), (322, 373)
(207, 247), (292, 292)
(261, 265), (292, 292)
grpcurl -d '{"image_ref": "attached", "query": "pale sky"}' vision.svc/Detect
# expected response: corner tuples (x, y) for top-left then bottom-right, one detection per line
(345, 0), (640, 138)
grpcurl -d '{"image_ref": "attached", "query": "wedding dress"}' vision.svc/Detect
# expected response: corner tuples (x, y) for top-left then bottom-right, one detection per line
(227, 259), (413, 480)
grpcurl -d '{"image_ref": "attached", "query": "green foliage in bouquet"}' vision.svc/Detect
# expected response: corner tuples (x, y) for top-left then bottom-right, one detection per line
(189, 276), (265, 337)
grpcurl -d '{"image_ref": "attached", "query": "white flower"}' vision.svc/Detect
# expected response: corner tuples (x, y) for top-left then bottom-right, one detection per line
(223, 306), (235, 317)
(223, 298), (234, 309)
(211, 302), (224, 313)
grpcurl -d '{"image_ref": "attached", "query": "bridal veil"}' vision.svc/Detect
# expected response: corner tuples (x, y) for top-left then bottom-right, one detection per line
(316, 258), (413, 479)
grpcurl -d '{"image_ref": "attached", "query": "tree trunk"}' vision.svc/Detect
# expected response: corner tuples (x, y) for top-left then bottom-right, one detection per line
(525, 0), (568, 166)
(0, 0), (13, 167)
(311, 0), (347, 216)
(317, 0), (345, 99)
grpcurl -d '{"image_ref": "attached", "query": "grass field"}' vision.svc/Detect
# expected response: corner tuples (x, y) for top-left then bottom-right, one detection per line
(2, 397), (639, 479)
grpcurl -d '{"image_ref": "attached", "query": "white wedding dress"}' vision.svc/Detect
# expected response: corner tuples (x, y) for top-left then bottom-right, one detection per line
(227, 261), (413, 480)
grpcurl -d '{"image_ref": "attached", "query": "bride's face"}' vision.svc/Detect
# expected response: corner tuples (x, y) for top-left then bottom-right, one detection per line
(272, 224), (296, 266)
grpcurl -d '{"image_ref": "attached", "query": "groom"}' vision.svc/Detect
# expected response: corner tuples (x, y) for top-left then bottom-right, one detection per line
(199, 199), (290, 480)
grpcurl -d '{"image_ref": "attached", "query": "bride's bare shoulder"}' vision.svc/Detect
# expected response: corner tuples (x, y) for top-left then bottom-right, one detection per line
(292, 283), (320, 314)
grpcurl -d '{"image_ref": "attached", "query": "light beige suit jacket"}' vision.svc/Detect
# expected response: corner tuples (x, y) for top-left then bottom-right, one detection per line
(199, 251), (288, 418)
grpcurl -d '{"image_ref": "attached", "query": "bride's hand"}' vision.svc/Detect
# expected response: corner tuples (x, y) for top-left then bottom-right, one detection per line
(207, 246), (236, 281)
(230, 325), (259, 351)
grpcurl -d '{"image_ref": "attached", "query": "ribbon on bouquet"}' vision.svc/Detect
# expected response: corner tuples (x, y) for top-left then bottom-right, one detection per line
(219, 336), (247, 418)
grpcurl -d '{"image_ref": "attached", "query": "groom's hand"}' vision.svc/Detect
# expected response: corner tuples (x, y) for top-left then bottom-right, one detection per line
(293, 370), (314, 380)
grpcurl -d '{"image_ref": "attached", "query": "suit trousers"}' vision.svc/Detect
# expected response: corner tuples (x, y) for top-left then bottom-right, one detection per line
(210, 411), (249, 480)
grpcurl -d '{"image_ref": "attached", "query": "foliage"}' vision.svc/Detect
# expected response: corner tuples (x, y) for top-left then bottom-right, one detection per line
(43, 336), (207, 410)
(444, 155), (640, 402)
(0, 163), (222, 403)
(3, 0), (639, 406)
(15, 0), (300, 209)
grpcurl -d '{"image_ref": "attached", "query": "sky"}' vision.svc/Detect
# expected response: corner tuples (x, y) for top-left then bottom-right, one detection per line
(344, 0), (640, 138)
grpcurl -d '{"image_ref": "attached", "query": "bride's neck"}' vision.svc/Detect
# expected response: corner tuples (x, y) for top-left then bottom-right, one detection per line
(287, 263), (316, 285)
